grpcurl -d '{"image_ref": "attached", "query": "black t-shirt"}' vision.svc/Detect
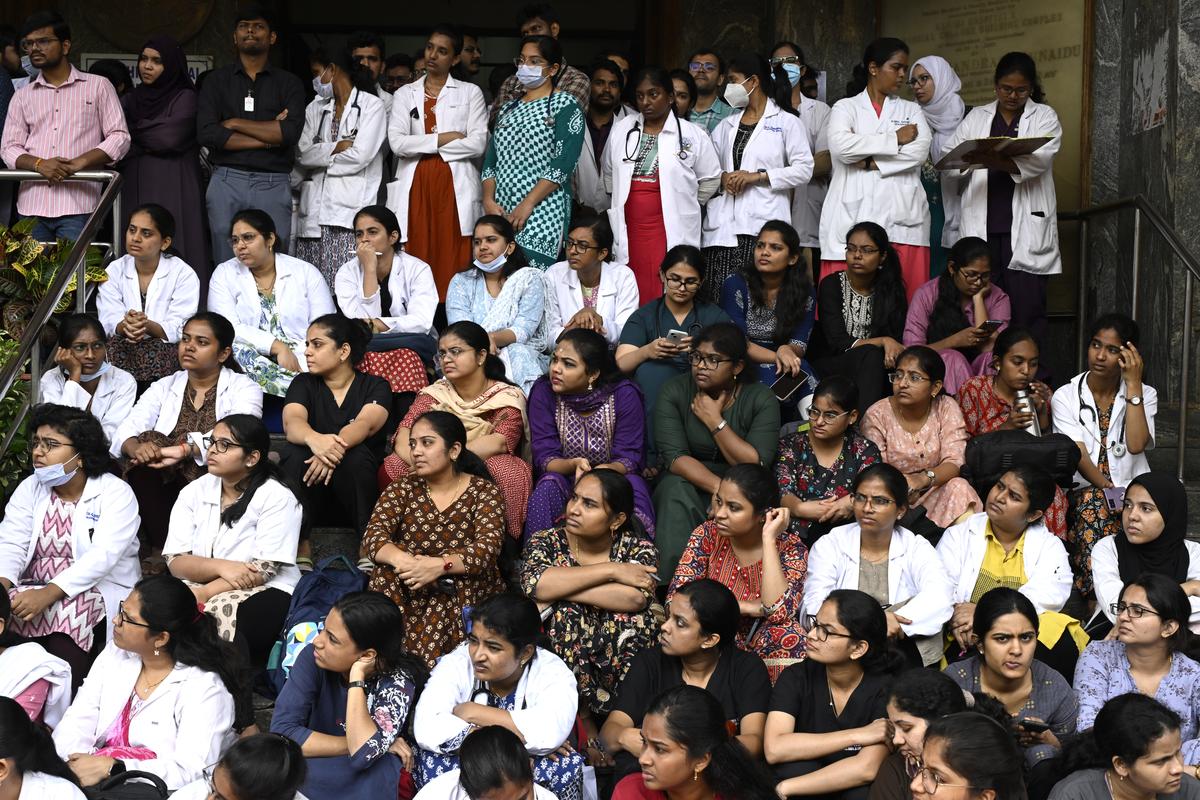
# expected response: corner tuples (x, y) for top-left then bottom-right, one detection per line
(283, 371), (392, 458)
(769, 659), (890, 765)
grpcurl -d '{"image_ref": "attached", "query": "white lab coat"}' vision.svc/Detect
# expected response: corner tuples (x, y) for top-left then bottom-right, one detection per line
(1050, 372), (1157, 489)
(294, 88), (388, 235)
(0, 642), (73, 727)
(109, 367), (264, 460)
(97, 254), (200, 342)
(946, 100), (1062, 275)
(208, 253), (336, 368)
(936, 512), (1071, 614)
(604, 111), (721, 262)
(39, 364), (137, 445)
(790, 94), (832, 249)
(414, 643), (578, 757)
(0, 473), (140, 641)
(573, 105), (626, 213)
(16, 772), (86, 800)
(53, 644), (236, 790)
(1092, 536), (1200, 629)
(163, 474), (302, 593)
(803, 522), (954, 637)
(703, 101), (814, 248)
(820, 91), (931, 257)
(543, 260), (640, 346)
(387, 75), (488, 237)
(334, 251), (437, 335)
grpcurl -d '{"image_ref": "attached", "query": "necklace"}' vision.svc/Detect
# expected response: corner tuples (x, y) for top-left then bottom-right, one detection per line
(137, 666), (170, 697)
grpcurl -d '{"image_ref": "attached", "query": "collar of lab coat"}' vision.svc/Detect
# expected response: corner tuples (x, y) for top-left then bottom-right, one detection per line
(560, 260), (620, 296)
(723, 99), (787, 151)
(233, 253), (306, 297)
(973, 98), (1050, 136)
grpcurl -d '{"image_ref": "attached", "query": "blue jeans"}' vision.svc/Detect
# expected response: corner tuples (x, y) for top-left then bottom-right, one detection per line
(26, 213), (88, 243)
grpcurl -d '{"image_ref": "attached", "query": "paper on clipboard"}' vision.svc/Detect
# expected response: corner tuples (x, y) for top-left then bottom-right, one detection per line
(935, 136), (1053, 171)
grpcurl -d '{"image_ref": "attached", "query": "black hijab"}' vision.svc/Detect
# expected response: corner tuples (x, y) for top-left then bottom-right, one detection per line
(126, 35), (194, 123)
(1114, 472), (1189, 583)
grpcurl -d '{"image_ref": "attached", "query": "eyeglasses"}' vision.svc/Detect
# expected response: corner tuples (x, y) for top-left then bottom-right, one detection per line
(204, 766), (232, 800)
(201, 435), (243, 455)
(228, 232), (261, 247)
(21, 37), (59, 51)
(853, 492), (896, 508)
(906, 74), (932, 88)
(565, 238), (601, 253)
(1112, 602), (1160, 619)
(689, 352), (732, 369)
(436, 346), (470, 361)
(116, 600), (152, 629)
(888, 371), (930, 385)
(807, 407), (851, 423)
(68, 341), (107, 354)
(845, 243), (880, 256)
(996, 84), (1032, 97)
(30, 436), (74, 453)
(513, 56), (549, 67)
(664, 274), (701, 289)
(688, 61), (719, 73)
(957, 269), (991, 284)
(770, 55), (802, 66)
(802, 615), (856, 642)
(913, 765), (974, 794)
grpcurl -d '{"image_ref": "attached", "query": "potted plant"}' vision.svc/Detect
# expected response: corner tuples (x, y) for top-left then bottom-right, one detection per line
(0, 217), (108, 341)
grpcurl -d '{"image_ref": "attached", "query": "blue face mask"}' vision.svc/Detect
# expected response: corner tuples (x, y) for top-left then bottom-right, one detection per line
(34, 452), (80, 488)
(783, 63), (803, 87)
(515, 64), (548, 89)
(473, 252), (508, 273)
(73, 361), (111, 383)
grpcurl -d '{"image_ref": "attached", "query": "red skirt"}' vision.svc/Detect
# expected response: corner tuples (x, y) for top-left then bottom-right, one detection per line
(625, 179), (667, 303)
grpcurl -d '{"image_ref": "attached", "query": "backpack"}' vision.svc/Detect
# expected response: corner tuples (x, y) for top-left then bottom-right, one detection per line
(962, 429), (1082, 496)
(263, 554), (368, 697)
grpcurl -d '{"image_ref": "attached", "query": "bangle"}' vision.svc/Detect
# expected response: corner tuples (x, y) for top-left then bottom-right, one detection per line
(440, 554), (453, 572)
(348, 680), (367, 690)
(34, 158), (42, 172)
(710, 419), (728, 436)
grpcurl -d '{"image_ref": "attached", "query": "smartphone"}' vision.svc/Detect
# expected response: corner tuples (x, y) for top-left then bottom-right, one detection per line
(1018, 718), (1051, 733)
(1103, 486), (1126, 513)
(772, 372), (808, 402)
(979, 319), (1004, 334)
(666, 328), (689, 344)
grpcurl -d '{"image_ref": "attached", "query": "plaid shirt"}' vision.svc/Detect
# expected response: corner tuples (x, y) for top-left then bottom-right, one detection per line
(488, 63), (590, 124)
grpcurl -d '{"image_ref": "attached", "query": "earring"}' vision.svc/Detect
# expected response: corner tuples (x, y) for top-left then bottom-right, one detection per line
(154, 648), (160, 656)
(693, 768), (700, 782)
(588, 380), (594, 391)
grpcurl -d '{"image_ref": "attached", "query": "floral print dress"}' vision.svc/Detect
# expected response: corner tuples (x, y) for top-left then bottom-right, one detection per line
(1066, 403), (1120, 596)
(232, 291), (300, 397)
(775, 429), (880, 542)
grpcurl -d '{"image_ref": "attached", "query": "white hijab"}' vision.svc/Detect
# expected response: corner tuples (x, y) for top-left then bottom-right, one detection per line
(912, 56), (966, 161)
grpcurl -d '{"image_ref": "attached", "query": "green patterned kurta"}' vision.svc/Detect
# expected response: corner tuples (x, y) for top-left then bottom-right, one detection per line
(483, 91), (585, 268)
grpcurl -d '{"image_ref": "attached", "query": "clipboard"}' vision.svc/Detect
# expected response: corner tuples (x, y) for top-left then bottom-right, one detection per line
(935, 136), (1053, 171)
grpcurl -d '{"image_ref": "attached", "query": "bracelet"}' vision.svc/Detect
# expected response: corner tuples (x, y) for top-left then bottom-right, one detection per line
(710, 419), (728, 436)
(34, 157), (42, 172)
(440, 553), (454, 572)
(348, 680), (367, 690)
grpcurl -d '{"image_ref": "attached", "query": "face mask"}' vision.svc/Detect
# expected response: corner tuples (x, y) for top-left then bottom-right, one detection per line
(312, 70), (334, 99)
(515, 64), (548, 89)
(34, 452), (80, 488)
(74, 361), (111, 383)
(473, 252), (508, 273)
(21, 54), (38, 78)
(782, 63), (803, 87)
(724, 77), (752, 109)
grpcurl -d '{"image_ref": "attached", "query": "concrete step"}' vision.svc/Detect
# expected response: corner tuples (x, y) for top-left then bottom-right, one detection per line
(310, 526), (361, 563)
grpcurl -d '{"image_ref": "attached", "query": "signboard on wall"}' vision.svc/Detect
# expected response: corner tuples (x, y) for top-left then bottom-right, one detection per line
(81, 53), (213, 86)
(881, 0), (1088, 311)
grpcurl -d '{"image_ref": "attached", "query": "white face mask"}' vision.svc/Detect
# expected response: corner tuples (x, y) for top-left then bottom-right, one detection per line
(515, 64), (548, 89)
(34, 452), (80, 488)
(312, 67), (333, 99)
(473, 252), (508, 273)
(724, 77), (753, 109)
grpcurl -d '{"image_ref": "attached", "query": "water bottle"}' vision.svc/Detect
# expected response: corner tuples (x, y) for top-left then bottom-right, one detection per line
(1014, 389), (1041, 436)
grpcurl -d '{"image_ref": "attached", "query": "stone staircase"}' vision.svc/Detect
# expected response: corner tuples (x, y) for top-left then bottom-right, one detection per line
(1141, 408), (1200, 534)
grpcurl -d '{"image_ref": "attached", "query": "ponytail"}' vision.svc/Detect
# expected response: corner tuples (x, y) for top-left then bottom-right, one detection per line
(727, 52), (796, 117)
(441, 321), (516, 387)
(0, 696), (78, 785)
(768, 61), (796, 114)
(847, 37), (910, 98)
(214, 414), (303, 528)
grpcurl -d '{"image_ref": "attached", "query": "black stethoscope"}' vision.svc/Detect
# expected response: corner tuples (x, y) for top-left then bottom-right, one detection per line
(623, 110), (689, 163)
(314, 90), (362, 144)
(1077, 378), (1128, 457)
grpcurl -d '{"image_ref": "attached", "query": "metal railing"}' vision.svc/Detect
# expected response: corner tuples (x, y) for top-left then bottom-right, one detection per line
(1059, 195), (1199, 480)
(0, 169), (123, 456)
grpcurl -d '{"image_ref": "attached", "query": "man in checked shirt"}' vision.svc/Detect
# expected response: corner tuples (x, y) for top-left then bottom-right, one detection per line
(0, 10), (129, 244)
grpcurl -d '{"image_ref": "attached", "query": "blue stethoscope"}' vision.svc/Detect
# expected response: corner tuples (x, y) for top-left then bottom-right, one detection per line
(1077, 378), (1127, 457)
(314, 90), (362, 144)
(623, 110), (689, 163)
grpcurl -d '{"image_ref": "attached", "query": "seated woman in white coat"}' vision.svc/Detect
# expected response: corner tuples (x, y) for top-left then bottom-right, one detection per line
(0, 582), (72, 726)
(943, 51), (1061, 342)
(387, 24), (488, 302)
(819, 37), (931, 301)
(334, 205), (438, 368)
(112, 312), (263, 561)
(97, 204), (200, 386)
(0, 404), (140, 691)
(937, 465), (1086, 678)
(1050, 313), (1156, 599)
(700, 53), (813, 303)
(414, 593), (583, 800)
(163, 414), (302, 668)
(52, 575), (244, 791)
(802, 463), (954, 667)
(0, 696), (87, 800)
(602, 67), (720, 303)
(38, 314), (136, 446)
(293, 48), (388, 290)
(208, 209), (336, 397)
(171, 734), (308, 800)
(544, 213), (639, 347)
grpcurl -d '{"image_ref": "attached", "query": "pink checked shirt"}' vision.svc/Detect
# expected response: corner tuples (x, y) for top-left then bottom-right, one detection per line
(0, 66), (129, 217)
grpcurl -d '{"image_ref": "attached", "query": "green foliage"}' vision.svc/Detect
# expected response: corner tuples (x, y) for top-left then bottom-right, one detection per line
(0, 331), (30, 501)
(0, 224), (107, 315)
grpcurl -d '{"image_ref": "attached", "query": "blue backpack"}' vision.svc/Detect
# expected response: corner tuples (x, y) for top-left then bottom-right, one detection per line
(263, 555), (368, 697)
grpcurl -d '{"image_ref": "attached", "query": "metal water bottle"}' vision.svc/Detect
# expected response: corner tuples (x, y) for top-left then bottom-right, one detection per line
(1014, 389), (1042, 436)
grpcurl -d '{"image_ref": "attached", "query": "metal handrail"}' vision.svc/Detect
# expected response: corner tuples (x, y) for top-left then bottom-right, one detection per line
(1059, 194), (1197, 480)
(0, 170), (123, 456)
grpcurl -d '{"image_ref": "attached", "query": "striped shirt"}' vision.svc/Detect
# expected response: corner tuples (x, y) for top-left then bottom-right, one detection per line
(1, 66), (130, 217)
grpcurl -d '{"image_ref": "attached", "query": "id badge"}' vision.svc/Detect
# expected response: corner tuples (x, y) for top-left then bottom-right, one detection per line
(244, 95), (255, 113)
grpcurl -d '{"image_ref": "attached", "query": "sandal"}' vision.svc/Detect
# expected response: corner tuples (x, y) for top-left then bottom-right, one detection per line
(296, 556), (314, 573)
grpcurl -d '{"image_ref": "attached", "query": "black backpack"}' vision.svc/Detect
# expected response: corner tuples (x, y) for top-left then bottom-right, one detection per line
(962, 429), (1081, 497)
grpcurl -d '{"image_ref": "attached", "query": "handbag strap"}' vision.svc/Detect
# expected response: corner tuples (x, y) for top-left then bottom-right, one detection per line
(92, 769), (170, 797)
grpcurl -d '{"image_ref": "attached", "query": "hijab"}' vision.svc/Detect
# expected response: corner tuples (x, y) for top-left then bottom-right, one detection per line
(1114, 472), (1189, 583)
(126, 35), (194, 123)
(911, 55), (965, 161)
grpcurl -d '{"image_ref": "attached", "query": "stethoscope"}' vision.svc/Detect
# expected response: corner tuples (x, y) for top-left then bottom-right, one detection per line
(1077, 378), (1127, 457)
(314, 89), (362, 144)
(498, 88), (557, 129)
(623, 110), (689, 163)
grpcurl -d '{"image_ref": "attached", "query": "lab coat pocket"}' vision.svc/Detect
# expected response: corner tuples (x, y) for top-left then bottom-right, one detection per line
(1023, 211), (1057, 256)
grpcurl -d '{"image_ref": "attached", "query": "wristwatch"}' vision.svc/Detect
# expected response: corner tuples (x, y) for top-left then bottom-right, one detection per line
(348, 680), (368, 690)
(1127, 395), (1143, 406)
(924, 469), (936, 488)
(711, 419), (729, 435)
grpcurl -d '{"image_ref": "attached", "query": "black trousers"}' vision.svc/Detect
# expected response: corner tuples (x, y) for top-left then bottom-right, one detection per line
(232, 587), (292, 669)
(278, 443), (381, 539)
(814, 343), (891, 418)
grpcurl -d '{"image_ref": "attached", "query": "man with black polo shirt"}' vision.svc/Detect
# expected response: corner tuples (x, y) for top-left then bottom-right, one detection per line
(197, 5), (304, 263)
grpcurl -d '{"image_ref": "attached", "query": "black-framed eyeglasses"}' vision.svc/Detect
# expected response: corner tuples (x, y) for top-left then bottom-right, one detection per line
(802, 615), (856, 642)
(689, 352), (732, 369)
(664, 274), (701, 289)
(808, 407), (851, 423)
(30, 436), (74, 453)
(907, 74), (932, 88)
(21, 36), (59, 51)
(957, 269), (991, 284)
(853, 492), (896, 508)
(913, 764), (974, 794)
(565, 238), (601, 253)
(201, 435), (242, 455)
(996, 84), (1032, 97)
(688, 61), (719, 73)
(116, 600), (152, 629)
(845, 243), (880, 256)
(1112, 602), (1160, 619)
